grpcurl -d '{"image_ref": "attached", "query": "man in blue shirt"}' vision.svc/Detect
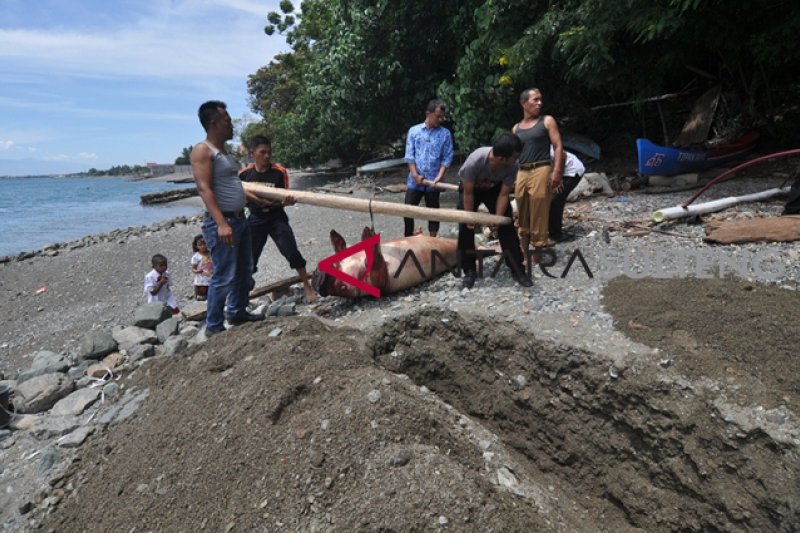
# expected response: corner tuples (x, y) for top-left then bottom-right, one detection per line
(403, 99), (454, 237)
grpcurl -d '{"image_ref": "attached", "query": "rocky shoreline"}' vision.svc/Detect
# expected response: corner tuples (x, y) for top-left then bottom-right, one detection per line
(1, 170), (799, 530)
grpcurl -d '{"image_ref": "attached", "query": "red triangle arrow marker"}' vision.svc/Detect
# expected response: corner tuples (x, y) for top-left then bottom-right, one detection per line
(317, 233), (381, 298)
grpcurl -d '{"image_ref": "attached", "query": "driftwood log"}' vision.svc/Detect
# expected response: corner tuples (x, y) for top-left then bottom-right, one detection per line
(242, 182), (511, 226)
(250, 275), (302, 299)
(140, 188), (197, 205)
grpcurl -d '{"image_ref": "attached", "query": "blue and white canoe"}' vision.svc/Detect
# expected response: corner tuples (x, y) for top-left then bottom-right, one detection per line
(636, 132), (759, 176)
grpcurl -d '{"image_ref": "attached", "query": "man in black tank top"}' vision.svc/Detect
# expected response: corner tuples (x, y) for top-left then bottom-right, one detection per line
(512, 88), (565, 259)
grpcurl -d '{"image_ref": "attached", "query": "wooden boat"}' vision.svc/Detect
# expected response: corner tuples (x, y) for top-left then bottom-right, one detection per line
(636, 131), (760, 176)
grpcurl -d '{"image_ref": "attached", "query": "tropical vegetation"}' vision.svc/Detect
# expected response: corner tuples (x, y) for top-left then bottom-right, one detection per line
(244, 0), (799, 166)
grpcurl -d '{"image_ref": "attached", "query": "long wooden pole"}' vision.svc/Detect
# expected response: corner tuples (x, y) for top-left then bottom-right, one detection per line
(243, 182), (511, 226)
(420, 179), (460, 192)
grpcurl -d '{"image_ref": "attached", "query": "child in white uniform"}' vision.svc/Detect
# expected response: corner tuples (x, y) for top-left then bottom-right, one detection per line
(143, 254), (180, 314)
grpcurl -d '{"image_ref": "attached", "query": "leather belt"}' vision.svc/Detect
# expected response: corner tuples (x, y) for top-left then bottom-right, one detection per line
(519, 160), (551, 170)
(220, 210), (245, 218)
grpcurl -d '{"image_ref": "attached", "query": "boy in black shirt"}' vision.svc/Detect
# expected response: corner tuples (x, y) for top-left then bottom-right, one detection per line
(239, 135), (316, 302)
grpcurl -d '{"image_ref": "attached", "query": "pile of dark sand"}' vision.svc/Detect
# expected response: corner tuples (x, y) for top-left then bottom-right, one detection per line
(41, 306), (797, 531)
(603, 276), (800, 413)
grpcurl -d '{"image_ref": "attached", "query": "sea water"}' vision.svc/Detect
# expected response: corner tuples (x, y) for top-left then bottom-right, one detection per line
(0, 175), (201, 257)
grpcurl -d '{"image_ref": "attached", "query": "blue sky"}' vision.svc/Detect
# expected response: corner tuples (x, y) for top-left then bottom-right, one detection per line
(0, 0), (287, 176)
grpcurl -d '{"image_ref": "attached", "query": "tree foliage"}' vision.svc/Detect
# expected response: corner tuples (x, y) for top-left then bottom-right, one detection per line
(174, 146), (193, 165)
(249, 0), (800, 165)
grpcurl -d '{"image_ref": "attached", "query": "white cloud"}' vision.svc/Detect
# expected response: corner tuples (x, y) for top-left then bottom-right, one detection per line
(78, 152), (98, 160)
(0, 1), (287, 81)
(0, 141), (15, 150)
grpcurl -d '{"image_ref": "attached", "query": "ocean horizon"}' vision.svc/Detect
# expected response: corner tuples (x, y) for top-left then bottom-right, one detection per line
(0, 175), (201, 257)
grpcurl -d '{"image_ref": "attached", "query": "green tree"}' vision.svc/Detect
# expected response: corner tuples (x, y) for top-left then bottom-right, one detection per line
(252, 0), (800, 164)
(174, 145), (193, 165)
(252, 0), (476, 165)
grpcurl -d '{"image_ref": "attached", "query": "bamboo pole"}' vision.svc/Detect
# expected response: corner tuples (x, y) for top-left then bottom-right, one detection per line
(243, 182), (511, 226)
(420, 179), (460, 192)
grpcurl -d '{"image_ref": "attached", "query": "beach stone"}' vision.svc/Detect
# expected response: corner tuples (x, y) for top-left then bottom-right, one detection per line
(30, 351), (65, 369)
(57, 426), (94, 448)
(38, 446), (61, 475)
(13, 373), (74, 414)
(134, 303), (172, 329)
(267, 297), (296, 317)
(17, 352), (71, 384)
(68, 361), (91, 380)
(162, 336), (188, 357)
(179, 325), (200, 338)
(10, 414), (40, 431)
(51, 388), (101, 417)
(112, 326), (158, 350)
(182, 301), (207, 321)
(102, 382), (121, 399)
(30, 415), (80, 439)
(156, 317), (180, 344)
(79, 331), (118, 361)
(127, 343), (155, 363)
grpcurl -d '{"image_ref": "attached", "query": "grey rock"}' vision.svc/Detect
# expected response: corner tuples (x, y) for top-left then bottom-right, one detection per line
(97, 404), (122, 425)
(79, 331), (118, 361)
(367, 389), (381, 404)
(112, 326), (158, 350)
(267, 297), (295, 317)
(277, 303), (297, 317)
(51, 388), (101, 416)
(30, 416), (80, 439)
(17, 363), (68, 385)
(156, 317), (180, 343)
(387, 452), (411, 467)
(268, 328), (283, 337)
(133, 302), (171, 329)
(162, 336), (188, 357)
(102, 382), (121, 398)
(68, 360), (92, 380)
(127, 343), (156, 363)
(38, 446), (61, 475)
(30, 351), (65, 370)
(114, 389), (150, 423)
(13, 373), (74, 414)
(57, 426), (94, 448)
(182, 301), (207, 322)
(179, 325), (200, 338)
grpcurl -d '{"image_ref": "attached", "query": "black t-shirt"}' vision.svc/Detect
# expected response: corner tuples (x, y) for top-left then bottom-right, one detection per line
(239, 163), (289, 216)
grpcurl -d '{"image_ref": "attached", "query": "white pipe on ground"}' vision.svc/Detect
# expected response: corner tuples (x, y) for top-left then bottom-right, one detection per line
(652, 186), (790, 223)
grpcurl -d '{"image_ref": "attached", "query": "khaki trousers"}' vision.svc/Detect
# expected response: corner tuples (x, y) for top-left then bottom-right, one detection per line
(515, 166), (552, 247)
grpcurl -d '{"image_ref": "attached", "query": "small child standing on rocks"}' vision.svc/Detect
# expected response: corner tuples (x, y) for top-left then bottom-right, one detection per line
(144, 254), (180, 314)
(190, 234), (213, 301)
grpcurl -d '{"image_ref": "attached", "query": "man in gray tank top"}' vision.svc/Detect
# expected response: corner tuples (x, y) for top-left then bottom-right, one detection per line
(191, 100), (264, 336)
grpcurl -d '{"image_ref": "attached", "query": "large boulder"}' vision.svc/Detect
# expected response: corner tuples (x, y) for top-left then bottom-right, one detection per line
(13, 373), (74, 414)
(79, 331), (118, 361)
(134, 303), (172, 329)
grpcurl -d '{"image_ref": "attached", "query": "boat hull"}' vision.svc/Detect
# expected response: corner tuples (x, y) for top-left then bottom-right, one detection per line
(637, 132), (759, 176)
